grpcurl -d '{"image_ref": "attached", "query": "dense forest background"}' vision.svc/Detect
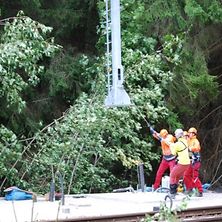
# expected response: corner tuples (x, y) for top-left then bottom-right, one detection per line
(0, 0), (222, 194)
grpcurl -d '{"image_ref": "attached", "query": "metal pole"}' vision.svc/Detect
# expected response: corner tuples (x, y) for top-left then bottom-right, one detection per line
(111, 0), (123, 89)
(104, 0), (131, 107)
(56, 171), (65, 205)
(137, 163), (145, 192)
(49, 181), (55, 201)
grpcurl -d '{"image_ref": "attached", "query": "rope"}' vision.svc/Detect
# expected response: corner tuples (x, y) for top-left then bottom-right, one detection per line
(130, 103), (152, 127)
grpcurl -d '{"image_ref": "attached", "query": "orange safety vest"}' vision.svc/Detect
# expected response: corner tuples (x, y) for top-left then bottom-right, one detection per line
(161, 134), (175, 155)
(188, 137), (201, 152)
(188, 136), (201, 162)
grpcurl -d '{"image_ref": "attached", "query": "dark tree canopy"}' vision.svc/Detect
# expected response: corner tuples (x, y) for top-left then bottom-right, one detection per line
(0, 0), (222, 193)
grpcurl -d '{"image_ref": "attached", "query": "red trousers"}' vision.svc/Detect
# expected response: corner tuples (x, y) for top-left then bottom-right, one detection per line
(170, 163), (190, 185)
(183, 161), (203, 193)
(153, 158), (176, 190)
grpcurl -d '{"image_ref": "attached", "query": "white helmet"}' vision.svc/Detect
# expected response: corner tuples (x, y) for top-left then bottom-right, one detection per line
(175, 129), (183, 139)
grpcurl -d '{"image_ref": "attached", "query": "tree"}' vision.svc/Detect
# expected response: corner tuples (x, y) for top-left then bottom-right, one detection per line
(0, 11), (60, 190)
(0, 11), (60, 111)
(126, 0), (222, 185)
(6, 1), (187, 194)
(1, 0), (222, 193)
(0, 0), (100, 136)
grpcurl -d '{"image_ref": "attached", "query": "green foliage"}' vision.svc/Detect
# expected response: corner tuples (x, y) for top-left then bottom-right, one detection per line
(0, 0), (188, 193)
(0, 0), (221, 194)
(129, 0), (220, 119)
(142, 195), (189, 222)
(16, 93), (159, 193)
(37, 0), (99, 49)
(185, 0), (208, 23)
(118, 0), (219, 122)
(45, 51), (95, 103)
(0, 11), (61, 189)
(131, 0), (187, 34)
(0, 11), (60, 112)
(0, 0), (100, 137)
(0, 125), (22, 190)
(11, 14), (188, 194)
(185, 0), (222, 24)
(208, 0), (222, 22)
(169, 47), (219, 115)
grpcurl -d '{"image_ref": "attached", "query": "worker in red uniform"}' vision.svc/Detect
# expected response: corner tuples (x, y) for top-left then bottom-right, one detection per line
(150, 128), (176, 191)
(169, 129), (190, 199)
(183, 127), (203, 197)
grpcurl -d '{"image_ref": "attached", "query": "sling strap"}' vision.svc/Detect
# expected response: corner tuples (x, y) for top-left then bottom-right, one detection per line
(177, 140), (188, 153)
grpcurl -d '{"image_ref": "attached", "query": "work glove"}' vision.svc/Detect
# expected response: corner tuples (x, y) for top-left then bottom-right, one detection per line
(149, 126), (155, 134)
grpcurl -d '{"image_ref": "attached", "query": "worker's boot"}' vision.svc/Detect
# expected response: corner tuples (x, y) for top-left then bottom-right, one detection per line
(169, 184), (178, 199)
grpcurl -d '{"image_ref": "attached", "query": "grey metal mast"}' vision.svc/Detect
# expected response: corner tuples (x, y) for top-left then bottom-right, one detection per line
(104, 0), (131, 107)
